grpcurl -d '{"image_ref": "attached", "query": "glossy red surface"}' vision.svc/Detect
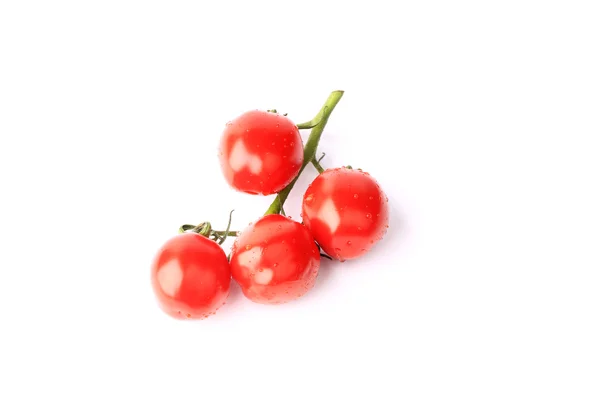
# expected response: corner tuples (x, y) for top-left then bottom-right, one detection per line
(151, 233), (231, 319)
(230, 214), (320, 304)
(302, 168), (389, 261)
(218, 110), (303, 195)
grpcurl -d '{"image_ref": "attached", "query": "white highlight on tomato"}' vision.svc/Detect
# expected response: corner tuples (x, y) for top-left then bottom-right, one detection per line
(317, 198), (340, 233)
(237, 246), (262, 270)
(229, 140), (263, 174)
(157, 260), (183, 297)
(248, 155), (262, 174)
(254, 268), (273, 285)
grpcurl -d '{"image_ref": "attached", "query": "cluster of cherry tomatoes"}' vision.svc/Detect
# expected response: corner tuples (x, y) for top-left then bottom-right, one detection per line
(151, 91), (389, 319)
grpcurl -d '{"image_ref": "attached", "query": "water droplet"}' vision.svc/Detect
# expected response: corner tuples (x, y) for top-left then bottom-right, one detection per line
(273, 263), (278, 267)
(277, 224), (282, 230)
(357, 226), (362, 231)
(353, 194), (359, 199)
(335, 248), (342, 252)
(347, 240), (352, 246)
(370, 240), (374, 244)
(369, 196), (374, 200)
(186, 313), (191, 318)
(258, 268), (264, 272)
(276, 124), (280, 128)
(290, 142), (294, 146)
(271, 142), (275, 145)
(245, 244), (252, 250)
(376, 213), (380, 217)
(366, 213), (372, 219)
(305, 193), (314, 204)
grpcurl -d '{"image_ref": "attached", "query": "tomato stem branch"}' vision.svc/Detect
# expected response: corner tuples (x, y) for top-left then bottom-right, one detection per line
(264, 90), (344, 215)
(311, 158), (325, 173)
(179, 210), (239, 243)
(296, 109), (324, 129)
(193, 222), (212, 237)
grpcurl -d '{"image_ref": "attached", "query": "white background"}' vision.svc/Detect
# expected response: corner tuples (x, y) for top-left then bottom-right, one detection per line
(1, 1), (599, 399)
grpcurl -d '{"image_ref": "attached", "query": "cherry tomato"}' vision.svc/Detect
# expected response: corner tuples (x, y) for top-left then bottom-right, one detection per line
(218, 110), (303, 195)
(151, 233), (231, 319)
(230, 214), (320, 304)
(302, 167), (389, 261)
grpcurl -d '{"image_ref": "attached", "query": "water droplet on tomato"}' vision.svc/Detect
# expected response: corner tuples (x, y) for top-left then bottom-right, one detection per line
(357, 226), (362, 231)
(245, 244), (252, 250)
(186, 313), (191, 318)
(273, 263), (278, 267)
(353, 194), (358, 199)
(335, 248), (341, 252)
(258, 268), (264, 272)
(369, 196), (374, 200)
(366, 213), (372, 219)
(347, 240), (352, 246)
(305, 193), (314, 204)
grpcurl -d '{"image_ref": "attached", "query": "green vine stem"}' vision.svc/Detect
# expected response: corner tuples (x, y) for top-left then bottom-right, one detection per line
(179, 211), (238, 243)
(264, 90), (344, 215)
(311, 158), (325, 173)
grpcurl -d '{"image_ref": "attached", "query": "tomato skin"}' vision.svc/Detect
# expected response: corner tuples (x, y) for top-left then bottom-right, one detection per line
(151, 233), (231, 319)
(302, 168), (389, 261)
(230, 214), (320, 304)
(218, 110), (304, 195)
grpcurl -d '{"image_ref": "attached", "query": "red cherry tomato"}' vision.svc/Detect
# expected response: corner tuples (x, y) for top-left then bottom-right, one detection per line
(151, 233), (231, 319)
(218, 110), (304, 195)
(302, 167), (389, 261)
(230, 214), (320, 304)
